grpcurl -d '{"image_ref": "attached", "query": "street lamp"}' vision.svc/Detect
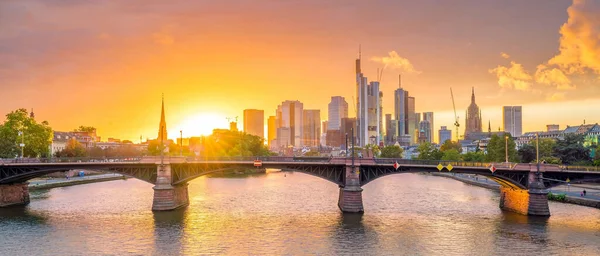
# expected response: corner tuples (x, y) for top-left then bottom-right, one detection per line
(180, 130), (183, 157)
(18, 131), (25, 158)
(345, 133), (348, 158)
(505, 135), (509, 163)
(536, 133), (540, 172)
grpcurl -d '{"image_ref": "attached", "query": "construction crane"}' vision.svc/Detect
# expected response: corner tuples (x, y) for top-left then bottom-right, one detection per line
(450, 88), (460, 142)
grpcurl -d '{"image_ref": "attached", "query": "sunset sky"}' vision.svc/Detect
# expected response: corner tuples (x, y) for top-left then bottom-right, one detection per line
(1, 0), (599, 142)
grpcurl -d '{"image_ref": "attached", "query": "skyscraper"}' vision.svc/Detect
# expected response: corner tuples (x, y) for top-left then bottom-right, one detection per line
(439, 126), (452, 144)
(423, 112), (434, 143)
(394, 75), (410, 146)
(275, 100), (303, 148)
(327, 96), (348, 131)
(465, 88), (483, 138)
(407, 97), (417, 144)
(503, 106), (522, 137)
(267, 116), (276, 149)
(385, 113), (394, 145)
(243, 109), (264, 138)
(303, 109), (321, 147)
(355, 47), (381, 146)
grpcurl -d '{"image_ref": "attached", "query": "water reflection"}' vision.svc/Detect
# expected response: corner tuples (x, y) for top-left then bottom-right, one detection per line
(152, 208), (187, 255)
(1, 173), (599, 255)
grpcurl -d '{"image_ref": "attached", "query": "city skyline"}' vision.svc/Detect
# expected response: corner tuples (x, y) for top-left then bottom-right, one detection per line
(1, 0), (599, 142)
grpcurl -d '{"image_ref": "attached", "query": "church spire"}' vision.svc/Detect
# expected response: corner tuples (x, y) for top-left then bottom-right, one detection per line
(471, 87), (475, 103)
(158, 94), (167, 144)
(488, 120), (491, 133)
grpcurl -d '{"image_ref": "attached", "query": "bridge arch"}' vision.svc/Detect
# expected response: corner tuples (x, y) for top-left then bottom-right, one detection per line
(170, 164), (345, 186)
(358, 165), (528, 190)
(0, 164), (157, 185)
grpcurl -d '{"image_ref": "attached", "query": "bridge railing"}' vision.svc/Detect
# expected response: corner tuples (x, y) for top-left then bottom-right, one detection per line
(558, 165), (600, 172)
(0, 157), (142, 164)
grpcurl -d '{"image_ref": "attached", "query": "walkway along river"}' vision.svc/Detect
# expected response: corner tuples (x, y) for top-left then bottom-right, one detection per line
(0, 172), (599, 255)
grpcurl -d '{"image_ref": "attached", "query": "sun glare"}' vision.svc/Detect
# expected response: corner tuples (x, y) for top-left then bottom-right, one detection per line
(176, 113), (230, 137)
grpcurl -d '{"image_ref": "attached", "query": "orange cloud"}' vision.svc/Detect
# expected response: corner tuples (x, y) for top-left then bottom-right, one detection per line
(489, 61), (532, 91)
(371, 51), (420, 74)
(535, 65), (575, 90)
(501, 52), (510, 59)
(547, 0), (600, 75)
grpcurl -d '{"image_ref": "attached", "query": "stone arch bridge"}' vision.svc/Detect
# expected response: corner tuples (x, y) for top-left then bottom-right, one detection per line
(2, 157), (599, 216)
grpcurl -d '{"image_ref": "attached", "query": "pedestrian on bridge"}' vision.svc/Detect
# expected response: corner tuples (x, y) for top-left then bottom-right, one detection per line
(583, 189), (587, 196)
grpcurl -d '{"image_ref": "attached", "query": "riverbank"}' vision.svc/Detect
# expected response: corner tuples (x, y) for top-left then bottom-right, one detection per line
(431, 172), (600, 209)
(28, 174), (127, 190)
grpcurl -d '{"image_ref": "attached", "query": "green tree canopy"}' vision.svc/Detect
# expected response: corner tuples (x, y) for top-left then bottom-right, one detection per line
(0, 108), (52, 158)
(462, 151), (486, 162)
(441, 148), (461, 161)
(440, 140), (461, 153)
(527, 138), (556, 158)
(74, 126), (96, 132)
(416, 142), (442, 160)
(485, 134), (518, 162)
(55, 138), (87, 158)
(379, 145), (404, 158)
(553, 134), (590, 165)
(202, 130), (271, 157)
(518, 144), (536, 163)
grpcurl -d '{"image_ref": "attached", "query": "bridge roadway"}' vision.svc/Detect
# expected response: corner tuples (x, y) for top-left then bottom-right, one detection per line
(2, 156), (600, 216)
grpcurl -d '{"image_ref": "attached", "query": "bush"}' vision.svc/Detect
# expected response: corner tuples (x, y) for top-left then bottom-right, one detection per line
(547, 192), (567, 201)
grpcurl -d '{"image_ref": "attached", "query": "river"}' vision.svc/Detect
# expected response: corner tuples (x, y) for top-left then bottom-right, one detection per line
(1, 172), (599, 255)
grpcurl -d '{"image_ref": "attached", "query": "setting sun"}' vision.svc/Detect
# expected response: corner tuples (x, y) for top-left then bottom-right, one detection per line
(173, 113), (231, 138)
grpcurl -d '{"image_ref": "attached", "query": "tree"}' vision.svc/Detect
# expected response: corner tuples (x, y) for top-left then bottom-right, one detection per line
(304, 150), (320, 157)
(74, 126), (96, 133)
(379, 145), (404, 158)
(441, 149), (461, 161)
(416, 142), (442, 160)
(202, 130), (271, 158)
(553, 134), (591, 165)
(527, 138), (555, 158)
(0, 109), (52, 158)
(440, 139), (461, 153)
(462, 151), (486, 162)
(518, 144), (536, 163)
(56, 138), (87, 157)
(485, 134), (518, 162)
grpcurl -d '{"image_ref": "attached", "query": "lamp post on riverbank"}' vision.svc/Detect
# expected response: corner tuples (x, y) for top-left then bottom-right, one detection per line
(180, 130), (183, 157)
(505, 135), (509, 163)
(18, 131), (24, 158)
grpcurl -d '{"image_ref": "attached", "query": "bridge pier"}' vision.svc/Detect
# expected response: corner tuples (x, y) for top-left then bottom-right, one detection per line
(0, 183), (30, 207)
(499, 178), (550, 216)
(338, 165), (364, 213)
(152, 164), (189, 211)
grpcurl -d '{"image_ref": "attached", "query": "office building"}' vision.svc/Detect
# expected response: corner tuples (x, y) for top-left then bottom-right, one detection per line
(503, 106), (522, 137)
(423, 112), (434, 143)
(439, 126), (452, 144)
(243, 109), (264, 138)
(303, 109), (321, 147)
(275, 100), (303, 148)
(267, 116), (276, 149)
(328, 97), (348, 131)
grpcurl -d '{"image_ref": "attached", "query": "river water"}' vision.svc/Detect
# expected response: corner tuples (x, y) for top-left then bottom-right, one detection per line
(1, 172), (599, 255)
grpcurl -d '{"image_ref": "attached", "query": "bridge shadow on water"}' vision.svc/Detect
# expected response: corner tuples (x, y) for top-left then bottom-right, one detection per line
(0, 205), (48, 225)
(330, 213), (381, 254)
(151, 208), (188, 255)
(494, 212), (550, 246)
